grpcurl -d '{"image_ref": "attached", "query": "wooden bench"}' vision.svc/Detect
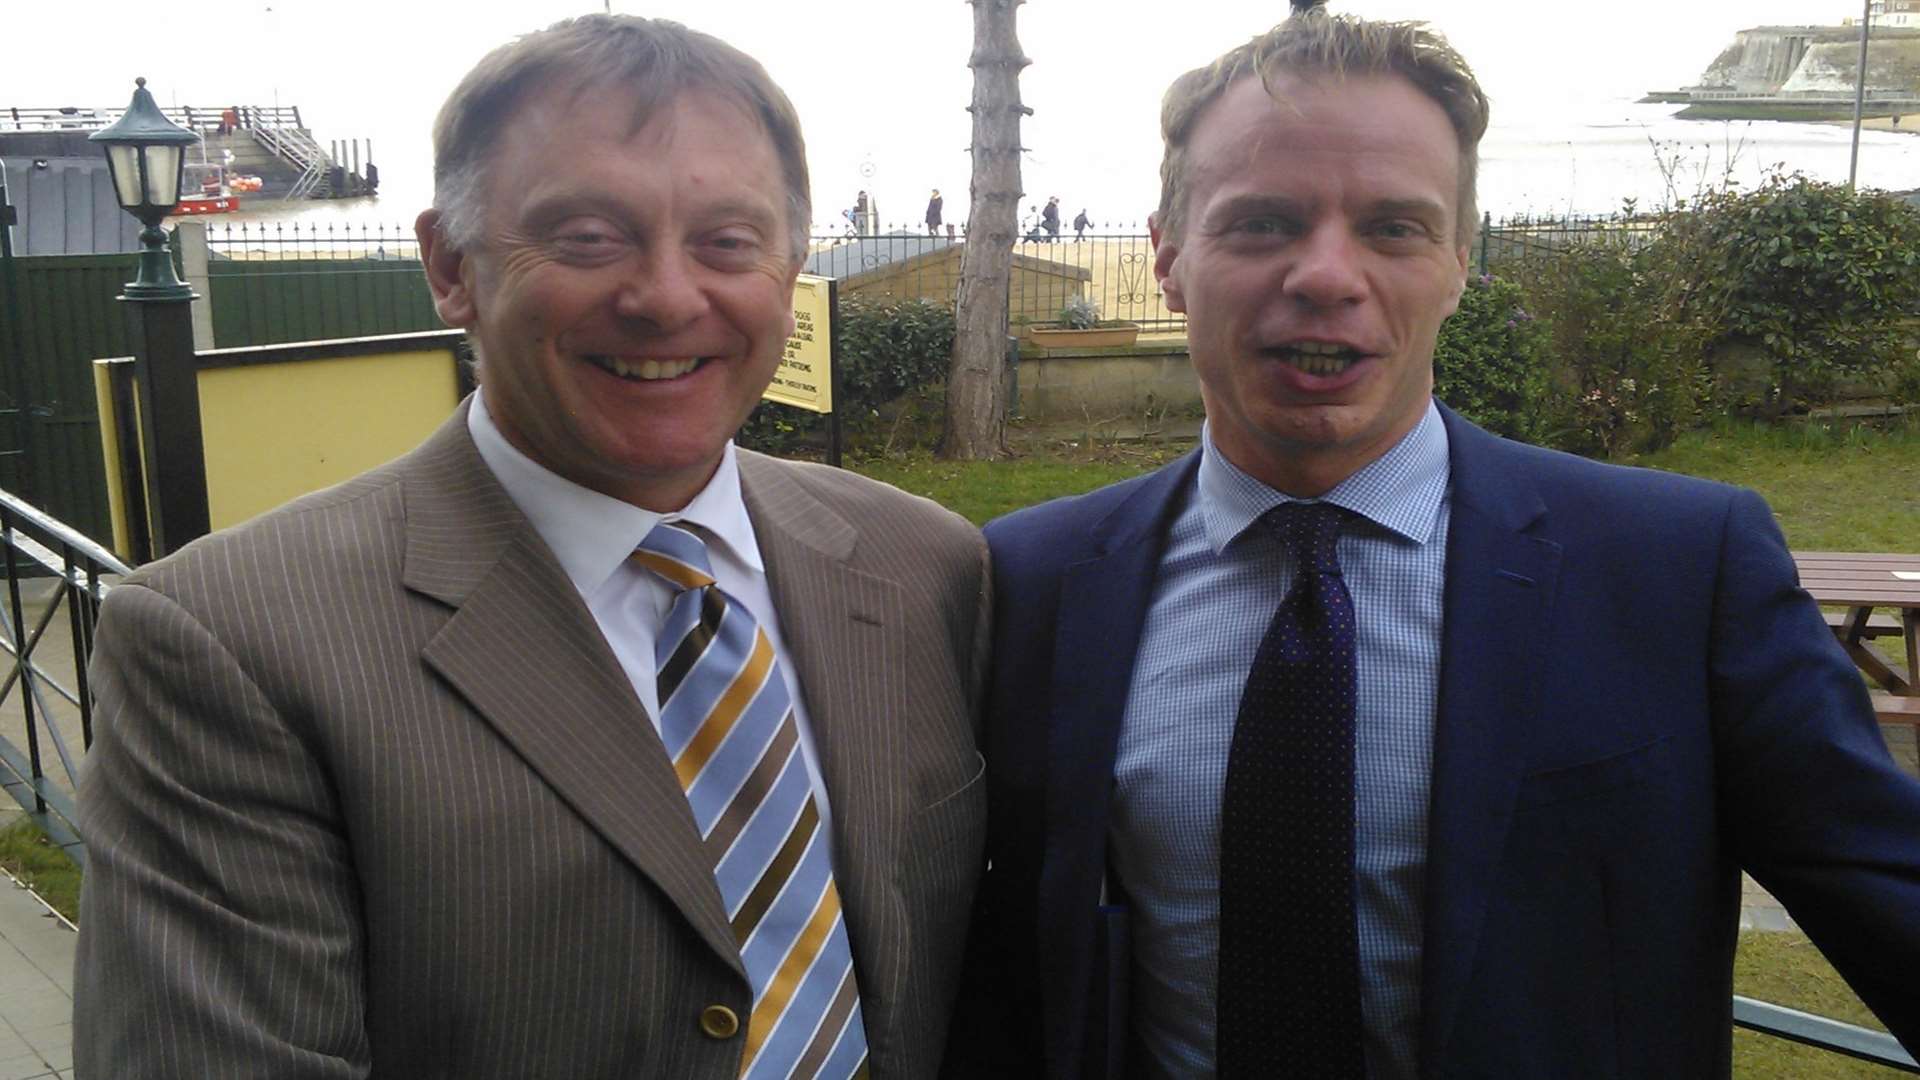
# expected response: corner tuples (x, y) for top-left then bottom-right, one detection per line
(1824, 610), (1906, 639)
(1870, 691), (1920, 727)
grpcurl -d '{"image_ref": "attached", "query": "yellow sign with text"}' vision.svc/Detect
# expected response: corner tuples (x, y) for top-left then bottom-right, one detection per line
(764, 274), (834, 413)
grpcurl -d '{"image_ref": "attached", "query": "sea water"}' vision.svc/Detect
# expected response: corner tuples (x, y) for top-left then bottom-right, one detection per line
(221, 94), (1920, 234)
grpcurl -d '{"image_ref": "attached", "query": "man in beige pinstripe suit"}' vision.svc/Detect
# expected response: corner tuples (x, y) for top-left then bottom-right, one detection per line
(74, 15), (989, 1078)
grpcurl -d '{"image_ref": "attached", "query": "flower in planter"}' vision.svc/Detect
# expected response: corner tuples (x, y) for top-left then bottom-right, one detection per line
(1057, 296), (1101, 330)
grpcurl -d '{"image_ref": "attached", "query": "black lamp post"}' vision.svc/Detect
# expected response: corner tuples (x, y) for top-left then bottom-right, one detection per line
(89, 77), (199, 299)
(90, 78), (209, 559)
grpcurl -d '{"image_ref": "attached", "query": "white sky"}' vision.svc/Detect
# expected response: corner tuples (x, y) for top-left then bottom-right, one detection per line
(4, 1), (1867, 225)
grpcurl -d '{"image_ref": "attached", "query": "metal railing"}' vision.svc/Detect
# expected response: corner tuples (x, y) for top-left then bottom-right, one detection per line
(2, 103), (303, 134)
(0, 487), (131, 869)
(253, 126), (335, 199)
(1736, 996), (1918, 1072)
(1474, 211), (1665, 277)
(806, 220), (1183, 331)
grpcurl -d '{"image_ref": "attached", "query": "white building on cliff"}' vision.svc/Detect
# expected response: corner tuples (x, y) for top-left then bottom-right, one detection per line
(1867, 1), (1920, 28)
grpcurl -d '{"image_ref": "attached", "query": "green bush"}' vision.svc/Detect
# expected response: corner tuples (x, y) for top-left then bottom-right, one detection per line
(738, 293), (956, 455)
(1888, 348), (1920, 407)
(1433, 273), (1553, 443)
(1659, 175), (1920, 413)
(1510, 240), (1714, 457)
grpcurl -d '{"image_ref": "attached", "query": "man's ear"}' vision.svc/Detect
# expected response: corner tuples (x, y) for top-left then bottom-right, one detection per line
(1443, 241), (1470, 318)
(1150, 211), (1186, 314)
(416, 209), (477, 329)
(783, 255), (803, 339)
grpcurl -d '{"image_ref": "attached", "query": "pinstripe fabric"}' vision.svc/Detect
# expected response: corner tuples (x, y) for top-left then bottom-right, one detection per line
(73, 401), (990, 1080)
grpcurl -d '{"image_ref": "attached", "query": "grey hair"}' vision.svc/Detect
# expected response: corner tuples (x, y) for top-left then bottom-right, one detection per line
(430, 14), (811, 261)
(1157, 7), (1490, 244)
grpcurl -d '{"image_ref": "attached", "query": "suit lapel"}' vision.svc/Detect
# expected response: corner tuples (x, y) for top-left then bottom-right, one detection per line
(734, 453), (907, 1031)
(401, 406), (741, 971)
(1419, 410), (1563, 1075)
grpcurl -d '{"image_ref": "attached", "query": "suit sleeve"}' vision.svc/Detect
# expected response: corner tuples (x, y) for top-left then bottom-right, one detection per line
(1709, 489), (1920, 1051)
(74, 582), (371, 1078)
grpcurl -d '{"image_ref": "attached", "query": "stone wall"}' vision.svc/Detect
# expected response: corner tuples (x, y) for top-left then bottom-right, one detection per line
(1014, 343), (1200, 421)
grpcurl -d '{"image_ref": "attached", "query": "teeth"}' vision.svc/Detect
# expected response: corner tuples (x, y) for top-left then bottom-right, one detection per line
(593, 356), (703, 380)
(1276, 344), (1360, 376)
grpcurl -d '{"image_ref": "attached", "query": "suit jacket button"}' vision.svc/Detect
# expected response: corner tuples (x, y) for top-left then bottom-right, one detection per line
(700, 1005), (741, 1040)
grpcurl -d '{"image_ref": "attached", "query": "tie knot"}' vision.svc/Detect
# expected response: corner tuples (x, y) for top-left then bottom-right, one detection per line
(1264, 502), (1350, 576)
(631, 522), (717, 592)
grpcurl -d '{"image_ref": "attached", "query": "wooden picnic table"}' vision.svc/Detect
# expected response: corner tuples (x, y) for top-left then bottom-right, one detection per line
(1793, 551), (1920, 697)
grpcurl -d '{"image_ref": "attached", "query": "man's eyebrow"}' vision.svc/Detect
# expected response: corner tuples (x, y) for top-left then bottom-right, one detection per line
(517, 191), (783, 232)
(1202, 193), (1308, 225)
(519, 192), (631, 228)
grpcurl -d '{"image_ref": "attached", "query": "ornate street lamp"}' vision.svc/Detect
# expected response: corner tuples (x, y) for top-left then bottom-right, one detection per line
(90, 77), (210, 558)
(89, 77), (198, 299)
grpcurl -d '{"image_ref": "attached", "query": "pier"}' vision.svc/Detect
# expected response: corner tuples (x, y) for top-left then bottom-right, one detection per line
(1, 103), (377, 200)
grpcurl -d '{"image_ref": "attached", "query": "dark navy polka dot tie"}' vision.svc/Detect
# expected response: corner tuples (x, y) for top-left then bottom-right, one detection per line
(1217, 501), (1365, 1079)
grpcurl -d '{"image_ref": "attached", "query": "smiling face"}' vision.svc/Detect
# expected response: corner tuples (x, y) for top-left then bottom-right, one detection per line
(418, 85), (800, 511)
(1153, 73), (1469, 496)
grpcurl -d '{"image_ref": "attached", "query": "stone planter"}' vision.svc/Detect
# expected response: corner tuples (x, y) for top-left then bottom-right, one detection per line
(1027, 323), (1141, 348)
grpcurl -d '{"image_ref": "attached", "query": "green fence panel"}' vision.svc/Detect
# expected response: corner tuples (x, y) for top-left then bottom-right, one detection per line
(207, 257), (440, 347)
(0, 247), (444, 548)
(0, 253), (134, 546)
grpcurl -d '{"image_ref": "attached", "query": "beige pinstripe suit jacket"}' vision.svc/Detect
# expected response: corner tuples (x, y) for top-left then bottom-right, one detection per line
(74, 403), (991, 1078)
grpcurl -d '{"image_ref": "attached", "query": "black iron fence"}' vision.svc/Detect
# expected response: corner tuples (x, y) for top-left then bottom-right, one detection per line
(177, 214), (1684, 346)
(804, 220), (1178, 331)
(0, 487), (130, 869)
(204, 222), (439, 347)
(1474, 211), (1664, 276)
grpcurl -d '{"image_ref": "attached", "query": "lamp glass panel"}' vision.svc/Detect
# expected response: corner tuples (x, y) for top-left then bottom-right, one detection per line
(143, 144), (184, 207)
(106, 144), (143, 209)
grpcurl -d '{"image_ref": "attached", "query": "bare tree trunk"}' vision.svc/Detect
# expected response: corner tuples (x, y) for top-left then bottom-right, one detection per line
(942, 0), (1029, 460)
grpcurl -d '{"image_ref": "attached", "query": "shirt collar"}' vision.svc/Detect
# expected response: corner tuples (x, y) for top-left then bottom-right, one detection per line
(467, 389), (764, 599)
(1197, 398), (1451, 553)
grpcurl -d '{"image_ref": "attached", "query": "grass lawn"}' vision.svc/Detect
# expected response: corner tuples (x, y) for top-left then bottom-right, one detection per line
(850, 436), (1187, 525)
(1733, 931), (1909, 1078)
(0, 815), (80, 922)
(1625, 417), (1920, 552)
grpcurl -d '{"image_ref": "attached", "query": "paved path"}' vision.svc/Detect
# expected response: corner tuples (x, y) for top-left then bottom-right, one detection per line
(0, 851), (73, 1080)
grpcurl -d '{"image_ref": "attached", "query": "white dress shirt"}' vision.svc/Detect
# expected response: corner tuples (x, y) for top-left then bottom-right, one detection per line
(467, 390), (836, 835)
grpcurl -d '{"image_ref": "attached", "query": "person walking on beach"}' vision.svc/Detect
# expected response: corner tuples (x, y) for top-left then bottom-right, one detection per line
(75, 14), (991, 1080)
(1072, 207), (1091, 240)
(1041, 195), (1061, 240)
(926, 188), (944, 236)
(946, 3), (1920, 1077)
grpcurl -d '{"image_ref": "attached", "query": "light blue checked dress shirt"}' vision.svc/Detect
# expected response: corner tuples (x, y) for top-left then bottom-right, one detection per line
(1111, 401), (1451, 1080)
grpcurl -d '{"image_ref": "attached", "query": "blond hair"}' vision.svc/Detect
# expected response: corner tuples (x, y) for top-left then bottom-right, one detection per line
(430, 14), (811, 259)
(1156, 8), (1489, 243)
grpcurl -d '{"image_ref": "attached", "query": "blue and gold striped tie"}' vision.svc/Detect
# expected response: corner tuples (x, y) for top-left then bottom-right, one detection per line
(633, 522), (869, 1080)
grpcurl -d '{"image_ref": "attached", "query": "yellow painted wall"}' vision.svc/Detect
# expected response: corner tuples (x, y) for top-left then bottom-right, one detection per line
(198, 349), (461, 530)
(92, 360), (139, 559)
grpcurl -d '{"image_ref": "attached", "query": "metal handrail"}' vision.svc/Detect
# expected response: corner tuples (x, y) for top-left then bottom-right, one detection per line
(0, 486), (131, 870)
(1735, 996), (1920, 1071)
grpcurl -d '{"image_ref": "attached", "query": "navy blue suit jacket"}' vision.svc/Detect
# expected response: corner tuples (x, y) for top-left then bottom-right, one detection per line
(946, 405), (1920, 1079)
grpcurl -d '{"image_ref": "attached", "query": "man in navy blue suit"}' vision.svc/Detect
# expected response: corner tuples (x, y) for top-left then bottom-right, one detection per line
(945, 6), (1920, 1079)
